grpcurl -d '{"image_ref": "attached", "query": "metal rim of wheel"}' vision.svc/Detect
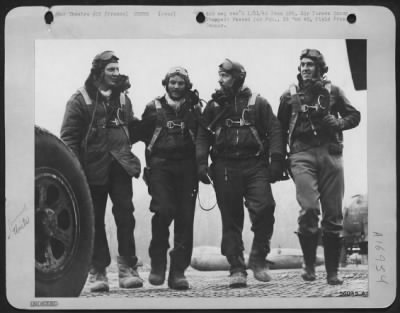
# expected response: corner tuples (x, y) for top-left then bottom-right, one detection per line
(35, 167), (80, 281)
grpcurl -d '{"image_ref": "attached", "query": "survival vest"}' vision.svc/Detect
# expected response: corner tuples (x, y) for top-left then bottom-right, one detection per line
(147, 98), (197, 154)
(212, 92), (266, 156)
(287, 82), (331, 148)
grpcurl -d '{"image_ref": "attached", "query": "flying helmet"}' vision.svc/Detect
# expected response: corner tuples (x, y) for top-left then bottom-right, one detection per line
(162, 66), (193, 90)
(299, 49), (328, 76)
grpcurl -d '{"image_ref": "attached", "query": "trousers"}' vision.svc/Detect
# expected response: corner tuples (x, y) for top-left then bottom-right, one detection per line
(289, 144), (344, 236)
(89, 161), (137, 271)
(147, 157), (198, 271)
(212, 158), (276, 259)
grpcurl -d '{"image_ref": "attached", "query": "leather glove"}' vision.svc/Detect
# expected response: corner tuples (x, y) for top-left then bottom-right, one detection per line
(280, 157), (291, 181)
(322, 114), (344, 130)
(268, 154), (284, 183)
(198, 164), (212, 184)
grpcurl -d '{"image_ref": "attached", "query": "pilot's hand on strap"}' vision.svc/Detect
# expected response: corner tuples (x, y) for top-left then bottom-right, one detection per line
(322, 114), (344, 130)
(198, 164), (212, 184)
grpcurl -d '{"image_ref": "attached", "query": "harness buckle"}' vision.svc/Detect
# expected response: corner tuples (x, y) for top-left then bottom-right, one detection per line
(300, 104), (319, 112)
(317, 94), (327, 110)
(225, 119), (241, 127)
(166, 120), (185, 129)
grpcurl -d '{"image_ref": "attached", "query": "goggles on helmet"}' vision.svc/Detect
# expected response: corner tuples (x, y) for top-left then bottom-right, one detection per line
(166, 66), (189, 78)
(93, 51), (119, 65)
(219, 59), (235, 72)
(300, 49), (322, 60)
(218, 59), (246, 76)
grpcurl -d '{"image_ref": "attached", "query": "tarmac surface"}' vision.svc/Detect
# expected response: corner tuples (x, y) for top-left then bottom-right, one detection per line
(80, 263), (368, 298)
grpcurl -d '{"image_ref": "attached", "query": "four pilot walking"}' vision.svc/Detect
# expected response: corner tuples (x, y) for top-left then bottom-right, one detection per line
(61, 50), (361, 292)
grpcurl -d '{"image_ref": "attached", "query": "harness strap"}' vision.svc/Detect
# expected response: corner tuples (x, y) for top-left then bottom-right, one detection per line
(215, 126), (222, 139)
(288, 84), (301, 147)
(249, 126), (264, 156)
(147, 99), (164, 153)
(119, 92), (131, 145)
(248, 92), (258, 107)
(287, 82), (332, 147)
(188, 129), (195, 142)
(213, 92), (265, 156)
(120, 93), (125, 106)
(77, 86), (95, 169)
(246, 92), (265, 155)
(325, 82), (332, 93)
(78, 87), (92, 105)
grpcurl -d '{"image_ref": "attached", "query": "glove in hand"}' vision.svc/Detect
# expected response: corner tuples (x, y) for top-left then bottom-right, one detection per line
(268, 154), (284, 183)
(198, 165), (212, 184)
(322, 114), (343, 130)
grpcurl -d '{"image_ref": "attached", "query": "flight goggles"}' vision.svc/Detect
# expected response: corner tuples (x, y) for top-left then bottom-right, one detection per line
(219, 59), (246, 76)
(166, 66), (189, 78)
(219, 58), (235, 71)
(300, 49), (322, 59)
(93, 51), (119, 64)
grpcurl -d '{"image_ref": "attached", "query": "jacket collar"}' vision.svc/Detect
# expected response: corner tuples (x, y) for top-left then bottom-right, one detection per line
(164, 93), (186, 111)
(217, 85), (252, 98)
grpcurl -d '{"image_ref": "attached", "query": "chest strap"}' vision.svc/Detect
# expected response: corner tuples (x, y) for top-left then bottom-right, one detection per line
(147, 99), (196, 153)
(247, 92), (265, 155)
(288, 84), (301, 147)
(118, 92), (131, 145)
(78, 87), (92, 105)
(147, 99), (164, 153)
(287, 83), (332, 148)
(78, 87), (131, 146)
(215, 92), (265, 156)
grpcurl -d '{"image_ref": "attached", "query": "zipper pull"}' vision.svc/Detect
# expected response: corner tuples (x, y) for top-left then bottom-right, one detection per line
(224, 168), (228, 182)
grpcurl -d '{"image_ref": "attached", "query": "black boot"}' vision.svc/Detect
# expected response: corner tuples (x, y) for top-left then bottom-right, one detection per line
(248, 242), (272, 282)
(322, 234), (344, 285)
(167, 257), (189, 290)
(168, 269), (189, 290)
(227, 255), (247, 288)
(297, 233), (319, 281)
(148, 258), (167, 286)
